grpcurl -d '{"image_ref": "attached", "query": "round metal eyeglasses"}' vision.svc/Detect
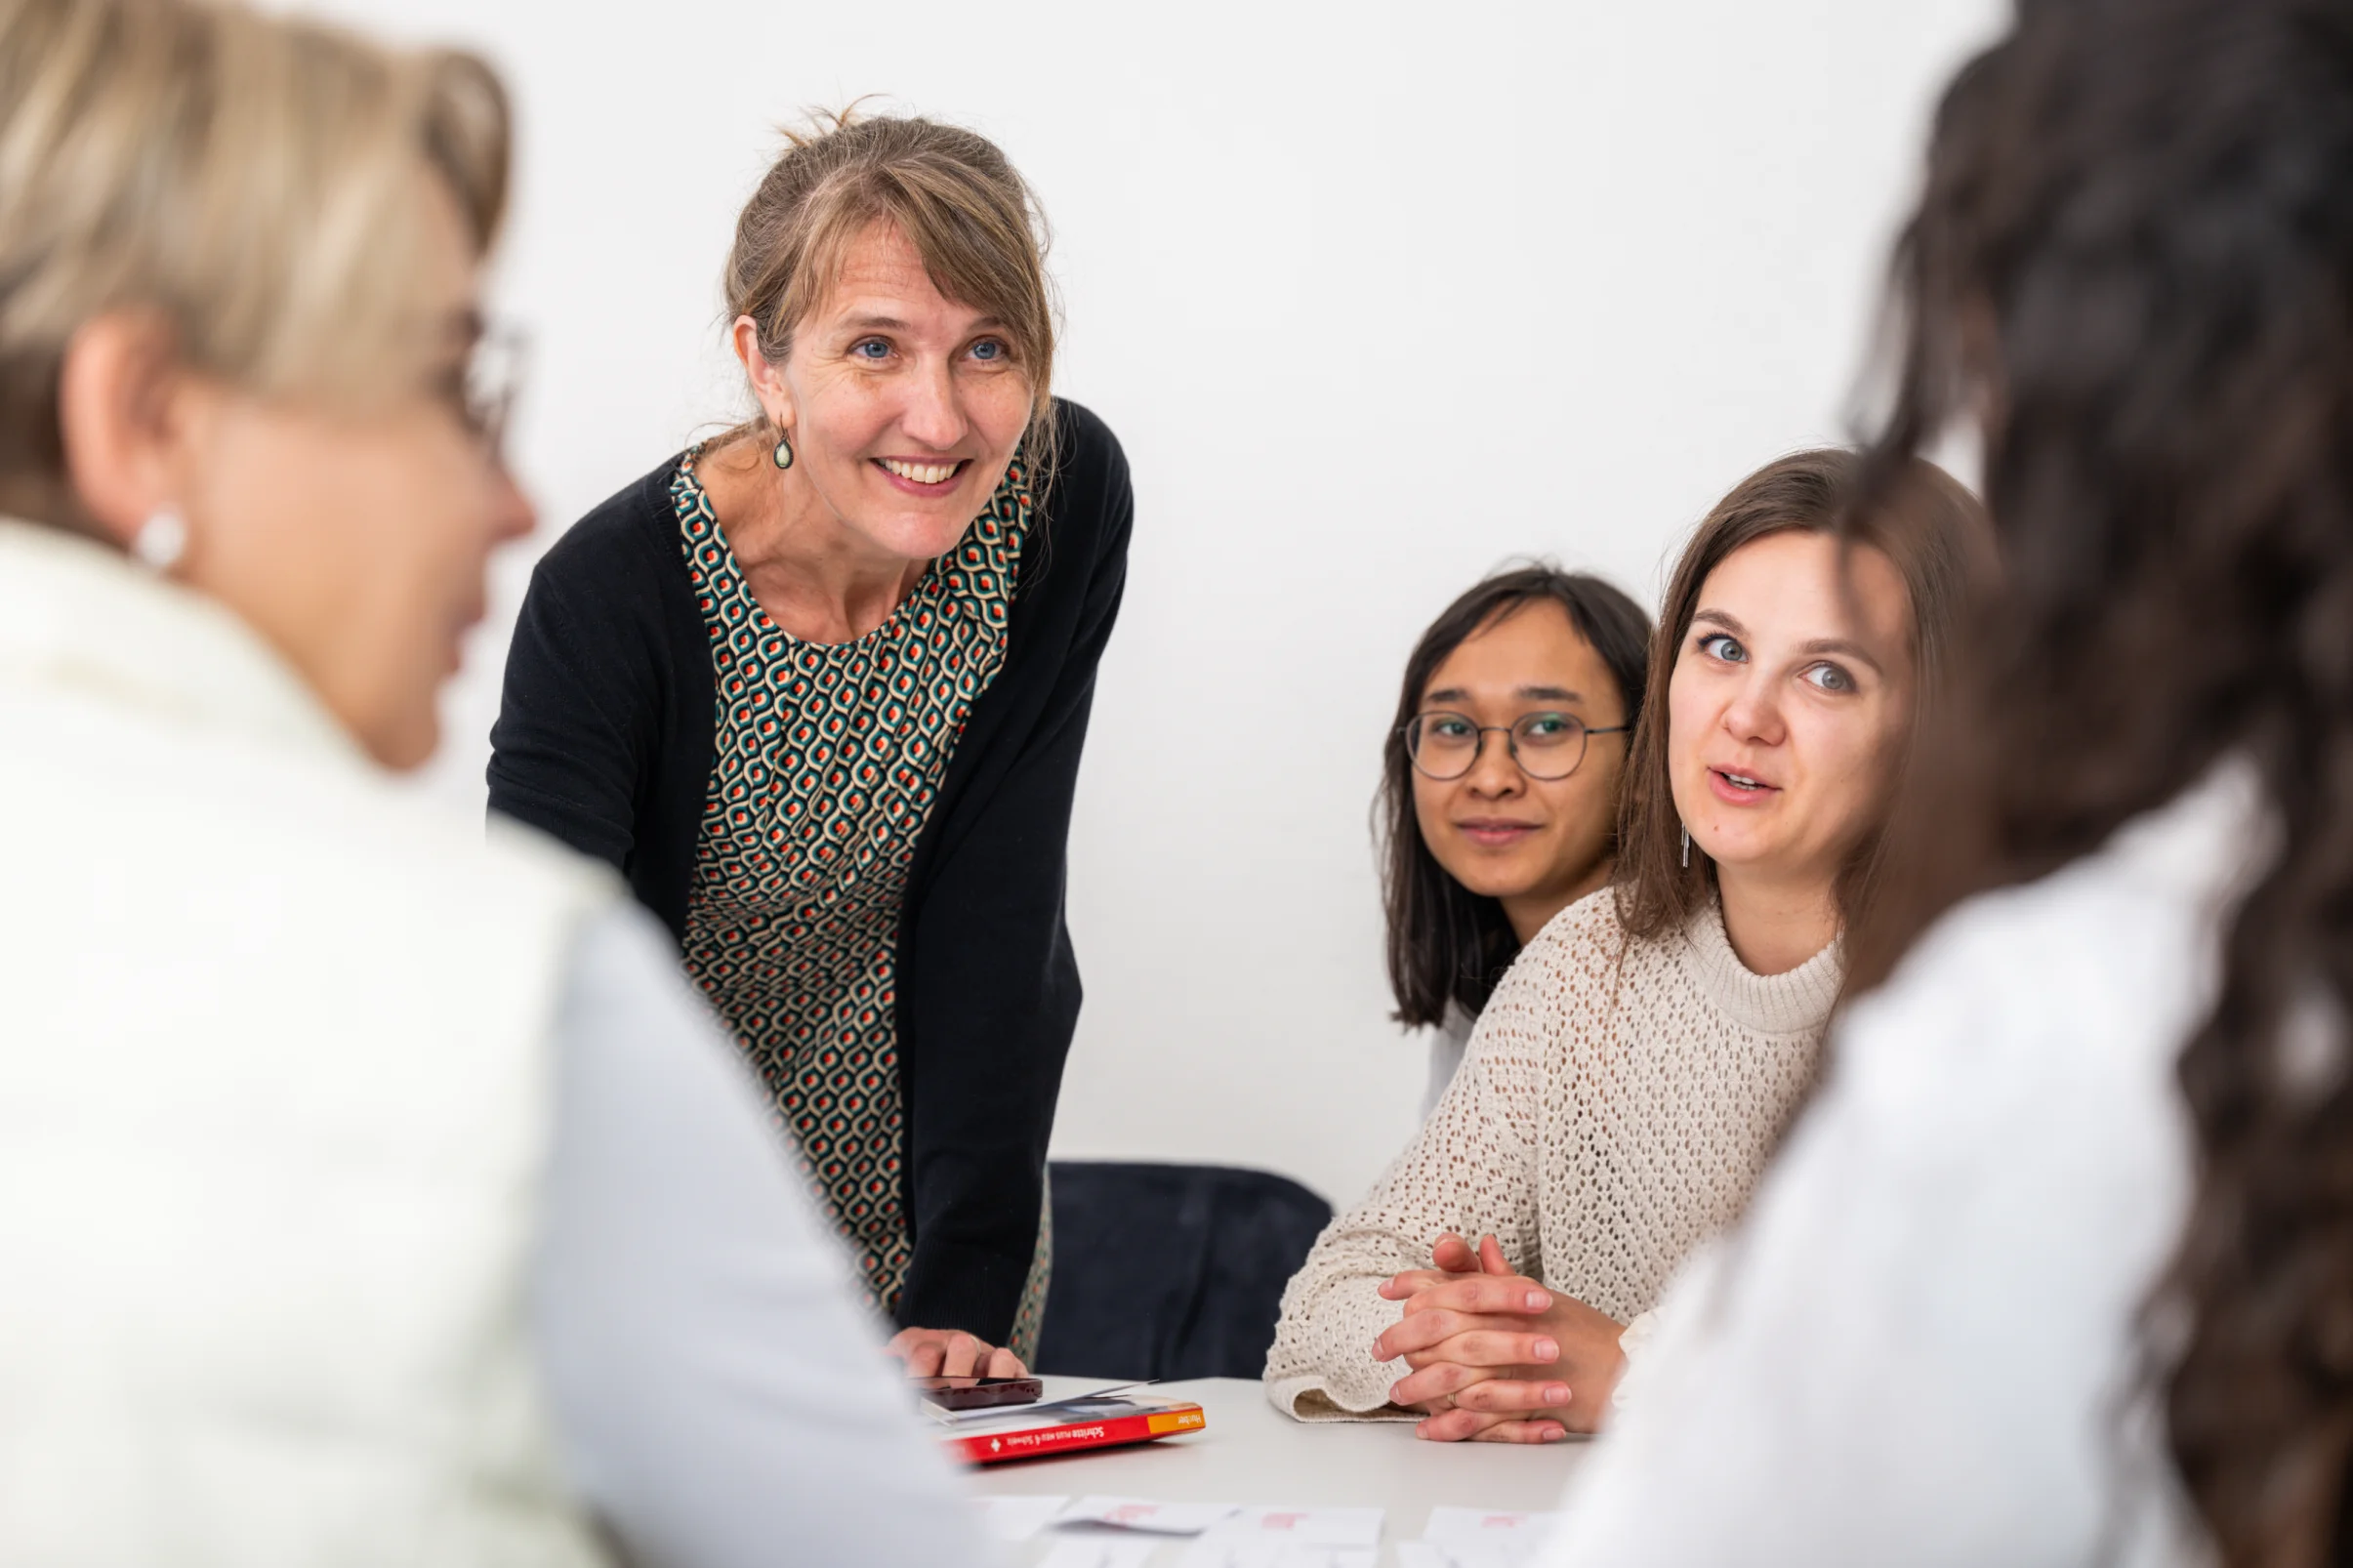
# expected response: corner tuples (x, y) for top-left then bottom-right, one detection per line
(459, 325), (527, 466)
(1402, 710), (1631, 782)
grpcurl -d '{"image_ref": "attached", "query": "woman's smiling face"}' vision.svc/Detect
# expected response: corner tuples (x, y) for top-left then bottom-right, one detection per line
(1410, 599), (1631, 939)
(745, 218), (1035, 564)
(1666, 528), (1916, 894)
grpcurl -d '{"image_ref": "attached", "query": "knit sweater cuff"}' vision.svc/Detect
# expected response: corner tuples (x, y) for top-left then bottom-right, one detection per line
(1262, 1280), (1421, 1422)
(1263, 1374), (1417, 1424)
(1610, 1308), (1662, 1412)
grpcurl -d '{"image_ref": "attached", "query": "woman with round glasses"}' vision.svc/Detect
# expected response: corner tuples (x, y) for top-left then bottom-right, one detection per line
(1266, 448), (1985, 1443)
(1379, 568), (1651, 1118)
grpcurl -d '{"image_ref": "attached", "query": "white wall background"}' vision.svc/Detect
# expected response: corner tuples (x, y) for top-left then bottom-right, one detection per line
(313, 0), (2002, 1208)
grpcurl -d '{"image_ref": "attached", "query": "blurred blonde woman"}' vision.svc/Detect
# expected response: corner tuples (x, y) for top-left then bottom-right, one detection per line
(0, 2), (987, 1562)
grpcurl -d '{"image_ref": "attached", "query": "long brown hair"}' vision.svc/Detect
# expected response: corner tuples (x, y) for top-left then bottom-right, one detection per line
(1614, 448), (1986, 948)
(1850, 2), (2353, 1562)
(1381, 566), (1653, 1028)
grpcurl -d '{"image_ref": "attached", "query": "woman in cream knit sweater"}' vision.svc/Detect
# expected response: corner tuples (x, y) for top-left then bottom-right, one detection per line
(1266, 448), (1986, 1443)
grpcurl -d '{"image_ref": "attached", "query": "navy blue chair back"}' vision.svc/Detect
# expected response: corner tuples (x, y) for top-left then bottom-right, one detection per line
(1035, 1160), (1334, 1382)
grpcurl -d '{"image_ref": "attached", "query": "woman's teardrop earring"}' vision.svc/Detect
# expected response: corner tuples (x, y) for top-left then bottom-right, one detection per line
(133, 507), (186, 573)
(1680, 824), (1691, 869)
(771, 429), (794, 471)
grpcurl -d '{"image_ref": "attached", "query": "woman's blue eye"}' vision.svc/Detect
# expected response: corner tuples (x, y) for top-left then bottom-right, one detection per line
(1699, 632), (1746, 663)
(970, 339), (1007, 362)
(851, 339), (890, 360)
(1806, 663), (1856, 693)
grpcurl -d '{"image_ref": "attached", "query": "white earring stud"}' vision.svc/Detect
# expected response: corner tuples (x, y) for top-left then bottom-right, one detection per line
(132, 507), (187, 572)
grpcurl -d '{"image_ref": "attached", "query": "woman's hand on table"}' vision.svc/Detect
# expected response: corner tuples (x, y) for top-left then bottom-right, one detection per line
(885, 1326), (1027, 1379)
(1371, 1233), (1627, 1442)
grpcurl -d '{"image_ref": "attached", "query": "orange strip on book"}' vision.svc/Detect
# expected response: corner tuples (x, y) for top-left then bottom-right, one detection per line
(941, 1400), (1209, 1466)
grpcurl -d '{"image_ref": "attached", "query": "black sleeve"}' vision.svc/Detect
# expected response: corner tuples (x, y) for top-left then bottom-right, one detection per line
(487, 490), (690, 936)
(893, 414), (1135, 1340)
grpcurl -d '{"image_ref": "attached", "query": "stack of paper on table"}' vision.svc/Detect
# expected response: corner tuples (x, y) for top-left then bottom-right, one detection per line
(1176, 1503), (1383, 1568)
(975, 1493), (1565, 1566)
(975, 1495), (1383, 1568)
(1392, 1507), (1567, 1568)
(974, 1494), (1076, 1545)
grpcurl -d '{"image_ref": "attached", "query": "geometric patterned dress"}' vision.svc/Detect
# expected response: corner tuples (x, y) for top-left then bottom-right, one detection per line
(671, 447), (1051, 1361)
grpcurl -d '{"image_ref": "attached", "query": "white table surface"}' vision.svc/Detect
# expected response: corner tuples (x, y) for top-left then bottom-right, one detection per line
(965, 1375), (1589, 1565)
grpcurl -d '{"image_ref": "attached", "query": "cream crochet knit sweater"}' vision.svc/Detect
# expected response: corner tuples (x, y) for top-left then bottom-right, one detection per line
(1265, 887), (1842, 1419)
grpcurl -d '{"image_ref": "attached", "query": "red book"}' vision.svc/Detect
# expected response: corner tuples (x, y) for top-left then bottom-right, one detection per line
(933, 1392), (1209, 1466)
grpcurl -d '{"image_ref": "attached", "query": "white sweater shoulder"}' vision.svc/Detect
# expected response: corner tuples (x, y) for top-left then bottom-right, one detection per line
(0, 522), (611, 1565)
(1540, 769), (2260, 1568)
(1266, 887), (1842, 1420)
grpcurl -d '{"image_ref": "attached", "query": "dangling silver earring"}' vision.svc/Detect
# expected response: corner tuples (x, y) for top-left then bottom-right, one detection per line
(771, 430), (794, 471)
(1680, 824), (1691, 869)
(133, 507), (186, 572)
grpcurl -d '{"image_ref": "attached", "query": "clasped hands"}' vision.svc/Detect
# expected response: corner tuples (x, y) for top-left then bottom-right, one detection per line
(1374, 1232), (1625, 1444)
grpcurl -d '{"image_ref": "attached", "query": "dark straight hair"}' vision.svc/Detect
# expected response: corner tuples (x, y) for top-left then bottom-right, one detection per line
(1612, 448), (1987, 949)
(1381, 565), (1652, 1029)
(1850, 3), (2353, 1560)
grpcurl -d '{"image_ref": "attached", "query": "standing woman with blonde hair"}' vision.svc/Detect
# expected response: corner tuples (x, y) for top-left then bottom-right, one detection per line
(491, 113), (1133, 1376)
(0, 2), (990, 1561)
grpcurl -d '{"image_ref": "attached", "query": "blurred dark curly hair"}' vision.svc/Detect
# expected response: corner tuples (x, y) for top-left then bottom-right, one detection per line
(1852, 0), (2353, 1562)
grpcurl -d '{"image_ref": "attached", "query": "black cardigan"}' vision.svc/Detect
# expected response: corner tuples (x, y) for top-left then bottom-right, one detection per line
(488, 399), (1132, 1341)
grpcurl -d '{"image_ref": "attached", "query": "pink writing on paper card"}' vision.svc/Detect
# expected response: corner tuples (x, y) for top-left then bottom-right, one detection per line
(1423, 1506), (1565, 1542)
(1202, 1506), (1383, 1547)
(1055, 1496), (1242, 1536)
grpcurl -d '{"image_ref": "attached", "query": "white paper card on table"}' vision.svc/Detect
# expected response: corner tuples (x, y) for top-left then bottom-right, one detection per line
(1422, 1508), (1564, 1544)
(1421, 1549), (1535, 1568)
(1038, 1541), (1157, 1568)
(1175, 1543), (1377, 1568)
(1391, 1547), (1452, 1568)
(1416, 1507), (1570, 1567)
(1054, 1496), (1241, 1536)
(971, 1493), (1069, 1544)
(1198, 1506), (1383, 1547)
